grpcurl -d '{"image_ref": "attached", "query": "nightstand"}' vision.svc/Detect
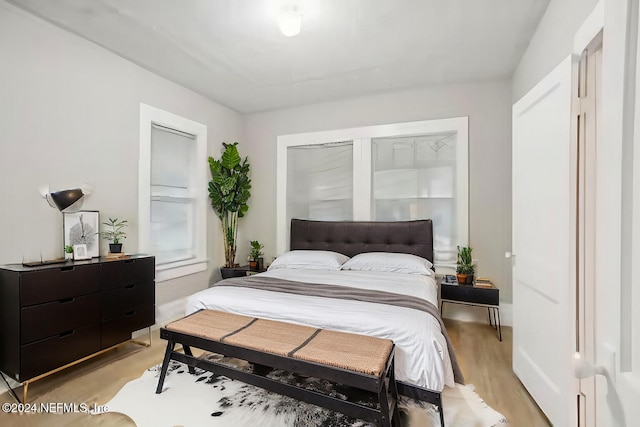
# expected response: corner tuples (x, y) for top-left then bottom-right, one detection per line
(440, 278), (501, 341)
(220, 265), (267, 279)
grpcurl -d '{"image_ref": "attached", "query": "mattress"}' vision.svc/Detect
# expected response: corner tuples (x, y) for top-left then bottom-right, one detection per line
(185, 268), (455, 391)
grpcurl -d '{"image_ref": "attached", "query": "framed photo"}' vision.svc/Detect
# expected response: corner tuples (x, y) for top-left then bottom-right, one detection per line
(63, 210), (100, 258)
(73, 244), (90, 260)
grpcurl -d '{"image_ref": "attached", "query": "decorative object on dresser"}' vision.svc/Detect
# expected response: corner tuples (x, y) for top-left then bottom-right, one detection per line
(455, 246), (475, 285)
(440, 277), (501, 341)
(64, 245), (74, 260)
(99, 217), (128, 254)
(208, 142), (251, 268)
(248, 240), (264, 271)
(0, 255), (155, 402)
(63, 210), (100, 258)
(72, 243), (90, 260)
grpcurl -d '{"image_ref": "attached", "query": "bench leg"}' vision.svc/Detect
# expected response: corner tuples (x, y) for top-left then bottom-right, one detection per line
(155, 340), (175, 394)
(379, 356), (401, 427)
(389, 360), (401, 427)
(378, 379), (392, 427)
(183, 345), (196, 374)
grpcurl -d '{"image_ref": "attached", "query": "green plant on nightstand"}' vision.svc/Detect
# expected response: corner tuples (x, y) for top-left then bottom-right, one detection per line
(456, 246), (475, 285)
(249, 240), (264, 271)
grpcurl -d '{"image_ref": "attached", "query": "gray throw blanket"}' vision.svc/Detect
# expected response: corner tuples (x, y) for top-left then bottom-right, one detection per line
(216, 276), (465, 385)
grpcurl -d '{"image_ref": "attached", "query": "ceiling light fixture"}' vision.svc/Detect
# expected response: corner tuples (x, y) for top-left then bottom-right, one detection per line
(278, 5), (302, 37)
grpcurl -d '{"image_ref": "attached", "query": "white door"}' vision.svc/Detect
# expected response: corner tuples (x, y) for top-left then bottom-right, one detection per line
(592, 0), (640, 423)
(512, 56), (577, 426)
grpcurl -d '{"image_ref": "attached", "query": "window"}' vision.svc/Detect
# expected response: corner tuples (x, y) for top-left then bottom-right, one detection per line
(139, 104), (207, 281)
(276, 118), (468, 270)
(286, 141), (354, 223)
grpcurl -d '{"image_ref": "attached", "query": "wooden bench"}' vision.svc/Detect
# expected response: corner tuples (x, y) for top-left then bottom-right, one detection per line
(156, 309), (400, 427)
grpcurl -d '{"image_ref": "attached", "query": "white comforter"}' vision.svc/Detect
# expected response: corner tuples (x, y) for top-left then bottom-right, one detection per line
(185, 269), (455, 391)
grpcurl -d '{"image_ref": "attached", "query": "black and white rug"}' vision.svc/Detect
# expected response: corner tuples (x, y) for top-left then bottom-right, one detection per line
(97, 354), (509, 426)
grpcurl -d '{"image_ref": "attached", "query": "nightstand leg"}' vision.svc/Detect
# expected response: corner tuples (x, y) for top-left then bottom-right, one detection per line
(488, 308), (493, 327)
(496, 308), (502, 342)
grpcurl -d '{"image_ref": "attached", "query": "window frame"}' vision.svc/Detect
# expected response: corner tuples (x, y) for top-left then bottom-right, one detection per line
(139, 103), (208, 282)
(276, 117), (468, 271)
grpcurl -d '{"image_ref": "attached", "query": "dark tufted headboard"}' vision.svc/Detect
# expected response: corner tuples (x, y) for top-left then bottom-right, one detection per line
(290, 219), (434, 266)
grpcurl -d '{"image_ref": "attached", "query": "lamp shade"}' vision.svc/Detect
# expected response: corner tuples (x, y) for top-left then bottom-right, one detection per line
(49, 188), (84, 212)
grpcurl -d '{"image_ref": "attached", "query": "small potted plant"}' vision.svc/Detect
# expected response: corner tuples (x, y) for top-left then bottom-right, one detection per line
(64, 245), (74, 261)
(456, 246), (475, 285)
(249, 240), (264, 271)
(100, 218), (128, 253)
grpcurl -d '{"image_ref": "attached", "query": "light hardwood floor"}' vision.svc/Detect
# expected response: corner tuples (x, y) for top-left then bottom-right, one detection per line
(0, 320), (549, 426)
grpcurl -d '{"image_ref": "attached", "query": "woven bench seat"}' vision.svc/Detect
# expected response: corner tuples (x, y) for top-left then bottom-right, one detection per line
(156, 309), (400, 427)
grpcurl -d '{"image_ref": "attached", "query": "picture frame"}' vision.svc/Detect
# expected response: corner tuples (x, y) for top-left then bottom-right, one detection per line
(73, 244), (90, 260)
(63, 210), (100, 258)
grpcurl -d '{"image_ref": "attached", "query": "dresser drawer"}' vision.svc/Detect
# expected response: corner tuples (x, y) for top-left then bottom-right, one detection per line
(441, 284), (499, 306)
(21, 264), (100, 306)
(100, 257), (155, 290)
(101, 305), (155, 348)
(20, 323), (101, 381)
(101, 282), (155, 321)
(21, 294), (100, 344)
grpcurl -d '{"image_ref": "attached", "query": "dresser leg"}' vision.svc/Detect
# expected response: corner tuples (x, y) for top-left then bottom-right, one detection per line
(22, 381), (29, 404)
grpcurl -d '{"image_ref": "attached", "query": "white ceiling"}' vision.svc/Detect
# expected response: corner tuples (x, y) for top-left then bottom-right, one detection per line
(8, 0), (549, 113)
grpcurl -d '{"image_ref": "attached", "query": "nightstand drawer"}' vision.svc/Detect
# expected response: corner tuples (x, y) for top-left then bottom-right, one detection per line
(441, 285), (499, 306)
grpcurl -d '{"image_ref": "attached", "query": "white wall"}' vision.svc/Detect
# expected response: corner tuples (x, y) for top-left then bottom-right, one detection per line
(0, 3), (243, 321)
(512, 0), (599, 101)
(243, 81), (515, 302)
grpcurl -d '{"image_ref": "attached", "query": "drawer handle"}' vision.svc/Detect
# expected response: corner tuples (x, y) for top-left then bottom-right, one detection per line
(59, 330), (75, 338)
(59, 297), (75, 304)
(124, 284), (136, 290)
(60, 266), (75, 272)
(125, 311), (135, 317)
(124, 259), (136, 264)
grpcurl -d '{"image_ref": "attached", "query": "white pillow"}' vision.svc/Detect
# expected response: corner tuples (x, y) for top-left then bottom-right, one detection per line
(267, 250), (350, 271)
(340, 252), (433, 275)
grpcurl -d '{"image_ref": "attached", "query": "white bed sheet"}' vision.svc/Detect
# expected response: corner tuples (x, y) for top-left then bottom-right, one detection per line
(185, 269), (455, 391)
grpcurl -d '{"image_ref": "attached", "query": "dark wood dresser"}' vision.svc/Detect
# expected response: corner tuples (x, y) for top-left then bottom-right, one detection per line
(0, 255), (155, 392)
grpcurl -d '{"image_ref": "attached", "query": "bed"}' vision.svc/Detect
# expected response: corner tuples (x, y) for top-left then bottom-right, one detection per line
(185, 219), (461, 407)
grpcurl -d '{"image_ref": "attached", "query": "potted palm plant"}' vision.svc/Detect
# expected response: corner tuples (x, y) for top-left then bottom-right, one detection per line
(100, 218), (128, 253)
(208, 142), (251, 268)
(456, 246), (475, 285)
(249, 240), (264, 271)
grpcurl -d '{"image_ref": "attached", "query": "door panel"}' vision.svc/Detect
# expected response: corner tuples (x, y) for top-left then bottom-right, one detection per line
(593, 0), (640, 422)
(512, 56), (576, 426)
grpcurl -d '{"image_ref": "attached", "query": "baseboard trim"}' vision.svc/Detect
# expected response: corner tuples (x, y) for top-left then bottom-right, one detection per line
(441, 302), (513, 327)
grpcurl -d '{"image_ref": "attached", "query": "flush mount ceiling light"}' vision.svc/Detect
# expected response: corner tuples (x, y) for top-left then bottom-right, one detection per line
(278, 5), (302, 37)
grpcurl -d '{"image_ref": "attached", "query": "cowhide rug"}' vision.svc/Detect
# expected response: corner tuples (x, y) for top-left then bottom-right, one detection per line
(96, 353), (509, 426)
